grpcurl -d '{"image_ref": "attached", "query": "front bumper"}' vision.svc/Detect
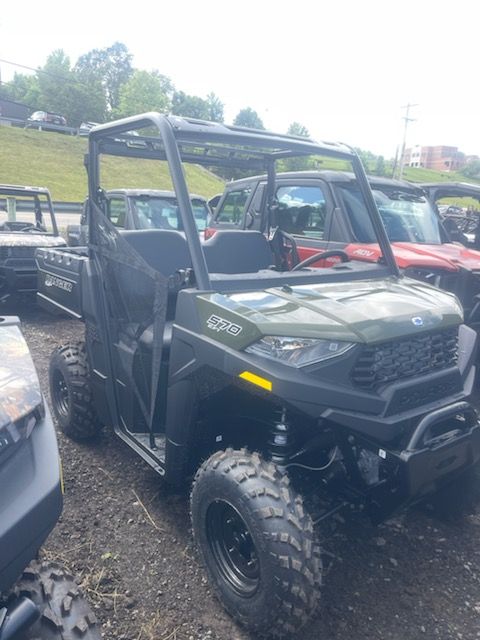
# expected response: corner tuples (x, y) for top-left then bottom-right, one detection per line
(360, 401), (480, 521)
(0, 264), (37, 297)
(399, 402), (480, 496)
(0, 405), (63, 593)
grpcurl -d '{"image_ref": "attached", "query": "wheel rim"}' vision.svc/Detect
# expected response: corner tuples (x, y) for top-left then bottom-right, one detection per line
(52, 369), (70, 417)
(206, 500), (260, 597)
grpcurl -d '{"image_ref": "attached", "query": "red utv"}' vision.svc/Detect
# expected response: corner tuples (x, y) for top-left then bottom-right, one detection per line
(207, 172), (480, 330)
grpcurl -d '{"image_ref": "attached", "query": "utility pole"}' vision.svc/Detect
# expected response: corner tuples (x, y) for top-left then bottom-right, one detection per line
(395, 103), (418, 180)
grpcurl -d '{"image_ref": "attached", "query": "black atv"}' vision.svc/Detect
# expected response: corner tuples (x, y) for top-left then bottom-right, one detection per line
(0, 316), (100, 640)
(38, 114), (480, 637)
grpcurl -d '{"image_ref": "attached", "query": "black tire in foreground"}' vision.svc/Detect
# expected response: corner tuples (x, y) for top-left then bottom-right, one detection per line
(10, 561), (100, 639)
(191, 448), (322, 638)
(49, 343), (102, 441)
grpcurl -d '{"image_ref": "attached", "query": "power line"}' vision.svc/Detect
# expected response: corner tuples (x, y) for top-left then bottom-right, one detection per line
(0, 57), (93, 90)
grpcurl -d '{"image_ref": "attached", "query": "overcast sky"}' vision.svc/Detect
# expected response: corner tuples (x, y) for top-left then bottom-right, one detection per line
(0, 0), (478, 158)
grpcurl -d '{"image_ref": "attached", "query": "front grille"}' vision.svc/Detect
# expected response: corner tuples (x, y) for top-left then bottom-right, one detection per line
(352, 327), (458, 390)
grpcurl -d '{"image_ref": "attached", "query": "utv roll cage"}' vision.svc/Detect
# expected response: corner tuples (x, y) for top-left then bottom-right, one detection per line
(0, 184), (58, 235)
(87, 113), (400, 287)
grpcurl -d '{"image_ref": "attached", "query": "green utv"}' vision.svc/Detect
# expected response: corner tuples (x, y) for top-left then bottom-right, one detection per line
(36, 114), (480, 638)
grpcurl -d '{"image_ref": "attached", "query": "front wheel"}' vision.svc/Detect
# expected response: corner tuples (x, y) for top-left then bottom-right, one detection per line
(49, 342), (102, 441)
(191, 448), (321, 638)
(10, 560), (101, 639)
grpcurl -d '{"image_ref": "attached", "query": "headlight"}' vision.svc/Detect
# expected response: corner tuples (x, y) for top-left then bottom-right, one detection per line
(245, 336), (355, 367)
(0, 324), (43, 456)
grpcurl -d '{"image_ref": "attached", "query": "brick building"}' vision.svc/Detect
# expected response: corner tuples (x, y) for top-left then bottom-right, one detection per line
(403, 145), (466, 172)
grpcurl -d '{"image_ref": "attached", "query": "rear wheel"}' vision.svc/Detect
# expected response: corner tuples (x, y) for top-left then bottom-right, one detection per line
(49, 343), (102, 441)
(11, 560), (100, 639)
(191, 448), (321, 638)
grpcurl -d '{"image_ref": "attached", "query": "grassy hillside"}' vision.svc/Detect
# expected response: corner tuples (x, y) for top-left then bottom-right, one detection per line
(403, 165), (480, 186)
(0, 125), (224, 201)
(1, 124), (478, 206)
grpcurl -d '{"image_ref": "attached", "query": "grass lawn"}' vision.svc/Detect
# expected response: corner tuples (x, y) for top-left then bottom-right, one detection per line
(0, 125), (224, 201)
(1, 123), (478, 206)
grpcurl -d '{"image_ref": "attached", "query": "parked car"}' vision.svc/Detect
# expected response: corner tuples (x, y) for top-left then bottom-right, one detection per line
(26, 111), (67, 130)
(0, 315), (100, 640)
(67, 189), (212, 246)
(0, 185), (66, 301)
(37, 113), (480, 638)
(206, 171), (480, 331)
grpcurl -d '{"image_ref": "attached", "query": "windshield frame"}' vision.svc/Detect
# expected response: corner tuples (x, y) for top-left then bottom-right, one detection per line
(338, 182), (450, 245)
(373, 187), (445, 245)
(0, 186), (58, 235)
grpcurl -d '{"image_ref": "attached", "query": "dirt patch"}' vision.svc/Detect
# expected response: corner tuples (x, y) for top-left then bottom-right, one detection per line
(9, 302), (480, 640)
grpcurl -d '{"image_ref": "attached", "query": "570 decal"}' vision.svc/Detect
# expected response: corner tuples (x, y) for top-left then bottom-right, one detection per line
(206, 314), (243, 336)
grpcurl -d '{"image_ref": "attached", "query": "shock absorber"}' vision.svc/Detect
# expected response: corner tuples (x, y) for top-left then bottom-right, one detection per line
(268, 407), (295, 467)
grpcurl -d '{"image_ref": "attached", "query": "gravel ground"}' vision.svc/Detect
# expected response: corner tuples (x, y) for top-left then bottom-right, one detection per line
(7, 302), (480, 640)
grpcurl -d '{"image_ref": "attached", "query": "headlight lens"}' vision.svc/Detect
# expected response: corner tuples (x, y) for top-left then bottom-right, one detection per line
(245, 336), (355, 367)
(0, 324), (43, 456)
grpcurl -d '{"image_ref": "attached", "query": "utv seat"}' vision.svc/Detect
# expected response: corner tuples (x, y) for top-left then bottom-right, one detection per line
(202, 230), (274, 274)
(293, 205), (312, 234)
(120, 229), (192, 356)
(121, 229), (191, 275)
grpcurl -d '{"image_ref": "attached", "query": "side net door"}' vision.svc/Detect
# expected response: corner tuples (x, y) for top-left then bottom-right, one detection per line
(89, 199), (169, 438)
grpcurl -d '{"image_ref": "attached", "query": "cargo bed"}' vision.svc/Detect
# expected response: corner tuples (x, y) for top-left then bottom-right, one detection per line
(36, 247), (88, 318)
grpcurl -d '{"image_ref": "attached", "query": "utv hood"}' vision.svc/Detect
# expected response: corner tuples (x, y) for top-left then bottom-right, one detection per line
(0, 234), (66, 248)
(347, 241), (480, 272)
(199, 277), (462, 347)
(394, 241), (480, 272)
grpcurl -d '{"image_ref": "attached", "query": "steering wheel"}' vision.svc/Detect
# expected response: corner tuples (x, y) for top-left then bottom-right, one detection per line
(292, 250), (350, 271)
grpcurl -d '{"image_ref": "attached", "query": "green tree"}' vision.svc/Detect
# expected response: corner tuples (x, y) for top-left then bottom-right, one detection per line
(374, 155), (387, 176)
(114, 70), (173, 118)
(171, 91), (210, 119)
(206, 92), (224, 122)
(281, 122), (312, 171)
(36, 50), (74, 116)
(287, 121), (310, 137)
(461, 159), (480, 180)
(0, 72), (40, 107)
(35, 50), (105, 126)
(233, 107), (264, 129)
(354, 147), (377, 173)
(0, 51), (105, 126)
(75, 42), (133, 111)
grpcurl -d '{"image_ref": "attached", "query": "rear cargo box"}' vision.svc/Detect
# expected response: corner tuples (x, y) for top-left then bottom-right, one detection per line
(36, 247), (87, 319)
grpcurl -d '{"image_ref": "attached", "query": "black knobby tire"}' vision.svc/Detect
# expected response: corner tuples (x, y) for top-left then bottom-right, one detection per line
(49, 342), (102, 441)
(191, 448), (322, 638)
(11, 560), (100, 639)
